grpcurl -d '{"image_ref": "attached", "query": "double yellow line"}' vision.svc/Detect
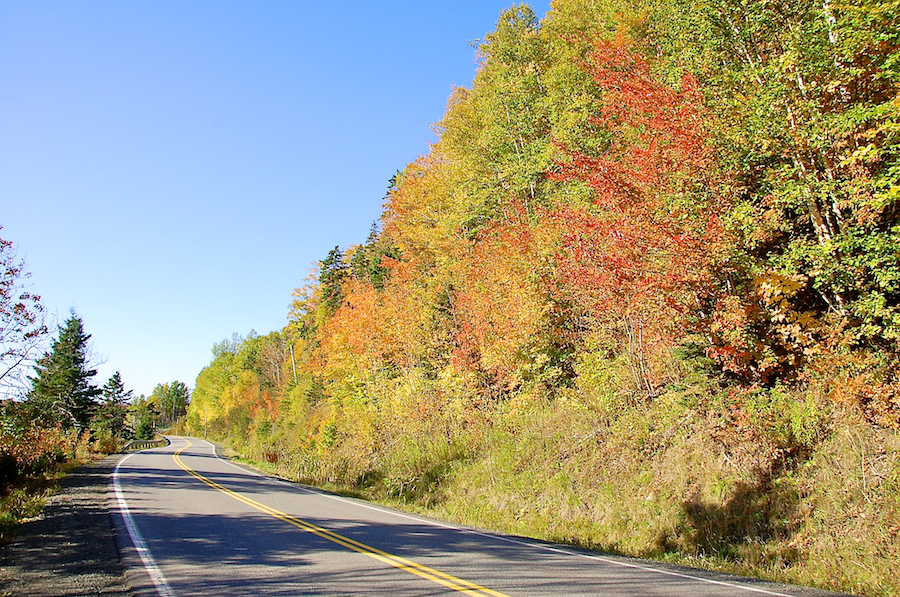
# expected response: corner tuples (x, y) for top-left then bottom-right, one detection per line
(172, 439), (509, 597)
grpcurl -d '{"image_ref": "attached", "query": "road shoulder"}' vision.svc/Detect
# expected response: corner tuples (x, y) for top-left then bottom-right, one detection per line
(0, 455), (133, 597)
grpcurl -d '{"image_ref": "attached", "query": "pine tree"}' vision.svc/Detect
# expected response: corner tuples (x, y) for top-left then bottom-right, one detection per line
(26, 311), (101, 430)
(129, 395), (160, 440)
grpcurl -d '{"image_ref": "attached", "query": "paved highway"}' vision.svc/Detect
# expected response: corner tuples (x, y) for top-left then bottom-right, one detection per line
(111, 437), (844, 597)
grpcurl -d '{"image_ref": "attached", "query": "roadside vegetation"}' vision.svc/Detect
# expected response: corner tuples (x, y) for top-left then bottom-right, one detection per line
(0, 235), (191, 541)
(186, 2), (900, 595)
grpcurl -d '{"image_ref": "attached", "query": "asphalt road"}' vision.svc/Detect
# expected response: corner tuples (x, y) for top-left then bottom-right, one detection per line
(111, 437), (846, 597)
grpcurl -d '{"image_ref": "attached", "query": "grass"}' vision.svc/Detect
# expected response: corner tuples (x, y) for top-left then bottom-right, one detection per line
(218, 382), (900, 597)
(0, 443), (109, 545)
(0, 472), (65, 544)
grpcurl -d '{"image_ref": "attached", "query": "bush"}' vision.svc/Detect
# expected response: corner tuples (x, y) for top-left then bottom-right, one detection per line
(93, 429), (120, 455)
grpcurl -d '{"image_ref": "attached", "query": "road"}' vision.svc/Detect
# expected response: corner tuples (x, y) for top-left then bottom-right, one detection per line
(111, 437), (844, 597)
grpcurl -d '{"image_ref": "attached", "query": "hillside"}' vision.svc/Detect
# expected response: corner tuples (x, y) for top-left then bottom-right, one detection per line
(185, 2), (900, 594)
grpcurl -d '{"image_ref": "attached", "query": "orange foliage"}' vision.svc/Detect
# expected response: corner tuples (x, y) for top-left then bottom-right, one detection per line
(312, 258), (442, 380)
(248, 389), (280, 423)
(0, 418), (87, 481)
(706, 272), (823, 382)
(452, 213), (553, 388)
(312, 278), (383, 377)
(549, 36), (724, 392)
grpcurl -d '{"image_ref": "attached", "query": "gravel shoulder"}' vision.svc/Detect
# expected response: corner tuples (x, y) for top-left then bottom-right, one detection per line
(0, 455), (133, 597)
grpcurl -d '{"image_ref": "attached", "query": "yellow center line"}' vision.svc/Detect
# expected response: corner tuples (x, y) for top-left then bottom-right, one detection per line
(172, 438), (510, 597)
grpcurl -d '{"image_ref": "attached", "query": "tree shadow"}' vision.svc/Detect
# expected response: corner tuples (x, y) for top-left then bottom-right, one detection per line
(677, 475), (801, 563)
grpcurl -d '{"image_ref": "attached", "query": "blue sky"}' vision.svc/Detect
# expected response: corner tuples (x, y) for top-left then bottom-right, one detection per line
(0, 1), (552, 397)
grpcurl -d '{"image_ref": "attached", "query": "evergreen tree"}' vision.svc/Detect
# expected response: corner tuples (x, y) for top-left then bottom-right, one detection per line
(26, 311), (101, 430)
(101, 371), (131, 404)
(349, 222), (400, 290)
(319, 246), (347, 314)
(128, 395), (160, 440)
(92, 371), (132, 438)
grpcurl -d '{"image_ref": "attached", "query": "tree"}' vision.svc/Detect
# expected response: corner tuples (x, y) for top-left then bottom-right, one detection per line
(0, 229), (47, 396)
(102, 370), (132, 403)
(647, 0), (900, 383)
(349, 222), (400, 291)
(149, 381), (191, 425)
(26, 311), (101, 430)
(128, 395), (160, 440)
(186, 338), (241, 433)
(452, 215), (569, 393)
(92, 371), (132, 438)
(319, 247), (348, 314)
(467, 4), (549, 208)
(550, 35), (724, 394)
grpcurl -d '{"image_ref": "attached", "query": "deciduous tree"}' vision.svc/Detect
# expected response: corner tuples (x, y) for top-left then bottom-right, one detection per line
(550, 35), (724, 394)
(149, 381), (190, 425)
(0, 229), (47, 395)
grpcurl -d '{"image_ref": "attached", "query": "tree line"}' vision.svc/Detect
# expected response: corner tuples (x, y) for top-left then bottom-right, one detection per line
(190, 0), (900, 446)
(0, 237), (191, 489)
(184, 2), (899, 593)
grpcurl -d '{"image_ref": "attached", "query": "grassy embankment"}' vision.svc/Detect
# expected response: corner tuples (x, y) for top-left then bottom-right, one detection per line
(215, 377), (899, 597)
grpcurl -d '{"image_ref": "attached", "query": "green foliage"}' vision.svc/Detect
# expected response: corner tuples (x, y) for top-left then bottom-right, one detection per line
(0, 400), (66, 484)
(0, 235), (130, 536)
(26, 311), (101, 430)
(573, 347), (634, 418)
(91, 371), (132, 441)
(148, 380), (190, 426)
(319, 246), (348, 314)
(0, 483), (52, 544)
(187, 3), (900, 594)
(349, 222), (400, 290)
(128, 395), (160, 440)
(646, 0), (900, 380)
(0, 396), (96, 545)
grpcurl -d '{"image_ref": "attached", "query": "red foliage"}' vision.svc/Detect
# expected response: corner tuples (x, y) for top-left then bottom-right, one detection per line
(249, 389), (280, 423)
(549, 36), (725, 391)
(555, 38), (712, 199)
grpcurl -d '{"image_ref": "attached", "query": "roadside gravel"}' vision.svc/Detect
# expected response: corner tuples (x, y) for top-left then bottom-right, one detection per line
(0, 455), (133, 597)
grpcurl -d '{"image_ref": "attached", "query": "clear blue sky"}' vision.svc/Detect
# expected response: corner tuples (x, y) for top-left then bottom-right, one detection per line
(0, 1), (552, 397)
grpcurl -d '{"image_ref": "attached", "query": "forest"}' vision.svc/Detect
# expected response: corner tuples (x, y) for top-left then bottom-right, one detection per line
(10, 0), (893, 593)
(182, 1), (900, 594)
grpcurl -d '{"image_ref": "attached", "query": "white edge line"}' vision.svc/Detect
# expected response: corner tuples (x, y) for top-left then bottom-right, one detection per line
(113, 454), (177, 597)
(188, 437), (798, 597)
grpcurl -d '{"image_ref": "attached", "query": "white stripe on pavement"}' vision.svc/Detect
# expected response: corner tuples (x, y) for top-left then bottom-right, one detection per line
(113, 453), (177, 597)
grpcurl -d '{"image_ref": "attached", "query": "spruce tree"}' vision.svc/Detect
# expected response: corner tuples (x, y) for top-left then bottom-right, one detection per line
(26, 311), (101, 430)
(93, 371), (132, 438)
(319, 246), (347, 314)
(101, 371), (131, 404)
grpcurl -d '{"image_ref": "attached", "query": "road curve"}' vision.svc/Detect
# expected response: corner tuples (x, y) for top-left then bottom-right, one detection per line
(110, 437), (846, 597)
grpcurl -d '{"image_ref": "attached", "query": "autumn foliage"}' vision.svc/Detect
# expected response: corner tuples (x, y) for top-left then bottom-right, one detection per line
(187, 3), (900, 594)
(549, 37), (726, 393)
